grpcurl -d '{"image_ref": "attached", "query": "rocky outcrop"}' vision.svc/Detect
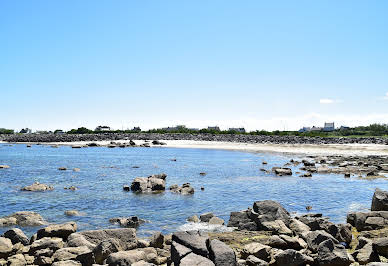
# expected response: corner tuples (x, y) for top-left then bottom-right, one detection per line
(130, 174), (167, 193)
(372, 188), (388, 211)
(37, 222), (77, 240)
(21, 182), (54, 192)
(0, 211), (46, 227)
(169, 183), (195, 194)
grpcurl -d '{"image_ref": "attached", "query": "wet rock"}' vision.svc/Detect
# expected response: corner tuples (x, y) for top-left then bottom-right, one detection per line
(300, 172), (312, 177)
(208, 239), (236, 266)
(372, 188), (388, 211)
(0, 211), (46, 227)
(37, 222), (77, 240)
(93, 238), (122, 264)
(123, 185), (130, 191)
(130, 173), (167, 193)
(64, 210), (81, 217)
(200, 213), (215, 223)
(21, 182), (54, 192)
(2, 228), (29, 245)
(109, 216), (145, 228)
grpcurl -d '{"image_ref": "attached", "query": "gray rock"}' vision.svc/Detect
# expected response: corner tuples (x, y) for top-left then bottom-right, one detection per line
(261, 220), (292, 235)
(200, 213), (215, 223)
(187, 215), (200, 223)
(0, 237), (13, 259)
(106, 250), (146, 265)
(272, 249), (314, 266)
(208, 217), (224, 225)
(316, 239), (352, 266)
(252, 200), (290, 226)
(304, 230), (339, 252)
(240, 243), (271, 261)
(289, 218), (311, 236)
(0, 211), (46, 227)
(245, 255), (267, 266)
(273, 167), (292, 176)
(172, 231), (209, 257)
(52, 261), (82, 266)
(131, 174), (167, 193)
(93, 238), (122, 264)
(372, 188), (388, 211)
(37, 222), (77, 240)
(52, 246), (91, 262)
(208, 239), (237, 266)
(2, 228), (29, 245)
(29, 237), (64, 255)
(109, 216), (145, 228)
(354, 241), (380, 264)
(171, 241), (192, 265)
(180, 252), (215, 266)
(21, 182), (54, 192)
(149, 232), (164, 249)
(374, 237), (388, 257)
(64, 210), (81, 217)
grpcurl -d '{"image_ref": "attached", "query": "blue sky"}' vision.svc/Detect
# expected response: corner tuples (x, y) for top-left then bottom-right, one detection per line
(1, 0), (387, 131)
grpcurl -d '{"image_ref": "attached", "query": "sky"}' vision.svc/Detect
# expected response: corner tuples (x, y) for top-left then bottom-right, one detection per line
(1, 0), (388, 132)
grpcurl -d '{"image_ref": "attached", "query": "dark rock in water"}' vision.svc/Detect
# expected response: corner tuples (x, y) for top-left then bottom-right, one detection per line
(123, 185), (130, 191)
(21, 182), (54, 192)
(0, 165), (10, 169)
(200, 213), (215, 223)
(64, 210), (81, 217)
(109, 216), (145, 228)
(272, 167), (292, 176)
(58, 167), (67, 171)
(199, 172), (207, 176)
(130, 173), (167, 193)
(152, 140), (166, 145)
(170, 183), (195, 195)
(2, 228), (29, 245)
(371, 188), (388, 211)
(37, 222), (77, 240)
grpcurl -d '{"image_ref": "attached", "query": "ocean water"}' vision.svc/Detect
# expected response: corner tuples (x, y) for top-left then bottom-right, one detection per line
(0, 143), (387, 237)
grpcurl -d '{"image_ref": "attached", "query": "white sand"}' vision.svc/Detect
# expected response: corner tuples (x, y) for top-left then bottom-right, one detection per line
(4, 139), (388, 156)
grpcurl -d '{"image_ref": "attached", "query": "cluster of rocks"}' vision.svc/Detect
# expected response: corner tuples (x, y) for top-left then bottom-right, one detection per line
(109, 217), (146, 228)
(127, 174), (167, 193)
(0, 212), (46, 227)
(4, 133), (388, 145)
(187, 213), (225, 225)
(169, 183), (195, 195)
(20, 183), (54, 192)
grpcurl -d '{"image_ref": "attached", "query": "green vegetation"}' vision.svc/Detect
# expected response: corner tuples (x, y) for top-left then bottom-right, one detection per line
(0, 128), (14, 134)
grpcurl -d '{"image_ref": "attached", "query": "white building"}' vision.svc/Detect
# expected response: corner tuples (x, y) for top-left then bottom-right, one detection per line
(323, 122), (335, 132)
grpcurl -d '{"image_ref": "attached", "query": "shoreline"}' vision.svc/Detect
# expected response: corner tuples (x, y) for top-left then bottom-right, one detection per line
(3, 139), (388, 156)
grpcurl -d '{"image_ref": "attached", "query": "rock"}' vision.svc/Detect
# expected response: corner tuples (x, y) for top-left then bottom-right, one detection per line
(209, 217), (225, 225)
(289, 218), (311, 236)
(372, 188), (388, 211)
(52, 246), (91, 261)
(52, 261), (82, 266)
(0, 237), (13, 259)
(170, 183), (195, 194)
(300, 172), (312, 177)
(374, 237), (388, 257)
(304, 230), (339, 252)
(37, 222), (77, 240)
(180, 252), (215, 265)
(137, 239), (149, 248)
(240, 243), (271, 261)
(261, 220), (292, 235)
(0, 165), (10, 169)
(21, 182), (54, 192)
(354, 241), (380, 264)
(199, 172), (207, 176)
(187, 215), (200, 223)
(267, 235), (306, 250)
(109, 216), (145, 228)
(2, 228), (29, 245)
(123, 185), (130, 191)
(73, 168), (80, 172)
(347, 211), (388, 231)
(208, 239), (237, 266)
(200, 213), (215, 223)
(316, 239), (352, 266)
(65, 210), (81, 217)
(93, 238), (122, 264)
(58, 167), (67, 171)
(172, 231), (209, 257)
(29, 237), (64, 255)
(66, 234), (96, 250)
(252, 200), (290, 226)
(7, 254), (26, 265)
(171, 241), (192, 265)
(273, 168), (292, 176)
(106, 250), (146, 265)
(130, 174), (167, 193)
(245, 255), (267, 265)
(227, 210), (255, 230)
(272, 249), (314, 266)
(70, 228), (137, 251)
(0, 211), (46, 227)
(149, 232), (164, 249)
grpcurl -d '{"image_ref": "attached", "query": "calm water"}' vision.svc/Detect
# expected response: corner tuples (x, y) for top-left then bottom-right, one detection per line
(0, 143), (387, 237)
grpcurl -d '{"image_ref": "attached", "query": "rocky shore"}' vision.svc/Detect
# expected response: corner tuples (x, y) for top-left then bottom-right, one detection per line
(2, 133), (388, 145)
(2, 189), (388, 265)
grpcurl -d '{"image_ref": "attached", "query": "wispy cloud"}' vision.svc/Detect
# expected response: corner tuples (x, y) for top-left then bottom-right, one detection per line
(319, 98), (342, 104)
(383, 92), (388, 100)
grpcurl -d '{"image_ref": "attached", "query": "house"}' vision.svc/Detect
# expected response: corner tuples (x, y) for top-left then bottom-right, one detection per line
(19, 128), (32, 134)
(298, 127), (311, 133)
(228, 127), (246, 133)
(323, 122), (335, 132)
(310, 126), (323, 132)
(95, 126), (111, 132)
(207, 126), (220, 131)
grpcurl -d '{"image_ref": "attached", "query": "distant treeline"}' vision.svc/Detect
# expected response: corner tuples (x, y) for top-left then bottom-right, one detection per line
(2, 124), (388, 137)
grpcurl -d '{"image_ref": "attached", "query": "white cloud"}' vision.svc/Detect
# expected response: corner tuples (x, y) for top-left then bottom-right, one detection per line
(383, 92), (388, 100)
(319, 98), (342, 104)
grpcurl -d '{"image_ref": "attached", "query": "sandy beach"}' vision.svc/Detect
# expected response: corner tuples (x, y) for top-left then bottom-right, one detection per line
(4, 139), (388, 156)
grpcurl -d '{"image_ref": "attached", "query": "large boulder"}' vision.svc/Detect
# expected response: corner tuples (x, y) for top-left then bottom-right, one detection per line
(304, 230), (339, 252)
(106, 250), (146, 265)
(130, 174), (167, 193)
(316, 239), (352, 266)
(52, 246), (91, 262)
(371, 188), (388, 211)
(2, 228), (29, 245)
(353, 237), (380, 264)
(29, 237), (65, 255)
(272, 249), (314, 266)
(207, 239), (236, 266)
(347, 211), (388, 231)
(109, 216), (145, 228)
(240, 243), (271, 261)
(93, 238), (122, 264)
(0, 237), (13, 259)
(0, 211), (46, 227)
(68, 228), (137, 251)
(172, 231), (208, 257)
(170, 183), (195, 195)
(171, 241), (192, 265)
(37, 222), (77, 240)
(180, 252), (215, 266)
(252, 200), (291, 226)
(227, 210), (257, 231)
(21, 182), (54, 192)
